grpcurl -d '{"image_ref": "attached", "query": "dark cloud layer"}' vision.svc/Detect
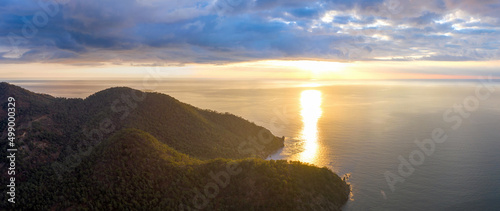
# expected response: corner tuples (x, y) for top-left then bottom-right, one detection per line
(0, 0), (499, 64)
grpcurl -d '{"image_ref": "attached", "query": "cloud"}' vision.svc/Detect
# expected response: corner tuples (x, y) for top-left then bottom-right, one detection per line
(0, 0), (499, 65)
(410, 12), (441, 25)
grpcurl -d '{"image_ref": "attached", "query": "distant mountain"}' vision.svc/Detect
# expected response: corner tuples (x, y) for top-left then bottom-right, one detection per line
(0, 82), (349, 210)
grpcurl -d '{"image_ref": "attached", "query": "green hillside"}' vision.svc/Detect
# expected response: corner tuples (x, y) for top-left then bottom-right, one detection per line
(0, 83), (350, 210)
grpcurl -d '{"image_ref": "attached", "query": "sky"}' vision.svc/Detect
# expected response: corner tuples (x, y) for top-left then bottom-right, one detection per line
(1, 0), (500, 80)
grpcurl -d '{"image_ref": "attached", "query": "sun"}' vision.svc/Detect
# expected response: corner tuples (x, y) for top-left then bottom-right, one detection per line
(262, 60), (350, 79)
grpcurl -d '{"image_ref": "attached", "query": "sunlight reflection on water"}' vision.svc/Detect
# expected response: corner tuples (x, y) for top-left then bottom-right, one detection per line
(299, 90), (322, 163)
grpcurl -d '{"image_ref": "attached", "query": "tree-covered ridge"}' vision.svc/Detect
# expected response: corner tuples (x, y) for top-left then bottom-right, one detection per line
(0, 83), (350, 210)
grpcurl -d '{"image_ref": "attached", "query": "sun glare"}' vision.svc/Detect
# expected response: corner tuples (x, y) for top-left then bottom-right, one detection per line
(293, 60), (345, 73)
(293, 60), (352, 79)
(299, 90), (323, 163)
(255, 60), (349, 79)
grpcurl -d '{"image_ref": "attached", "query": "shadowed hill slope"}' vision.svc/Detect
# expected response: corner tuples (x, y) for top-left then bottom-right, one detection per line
(14, 129), (349, 210)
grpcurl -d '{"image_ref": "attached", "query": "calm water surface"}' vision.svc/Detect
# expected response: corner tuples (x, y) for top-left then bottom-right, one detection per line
(7, 79), (500, 210)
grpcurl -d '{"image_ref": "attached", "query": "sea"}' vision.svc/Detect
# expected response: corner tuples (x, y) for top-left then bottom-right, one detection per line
(5, 79), (500, 210)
